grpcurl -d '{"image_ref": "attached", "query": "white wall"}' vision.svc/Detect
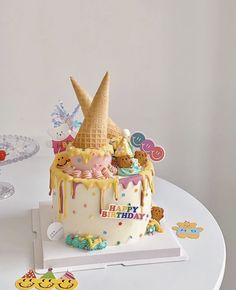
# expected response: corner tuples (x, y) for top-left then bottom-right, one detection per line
(0, 1), (235, 289)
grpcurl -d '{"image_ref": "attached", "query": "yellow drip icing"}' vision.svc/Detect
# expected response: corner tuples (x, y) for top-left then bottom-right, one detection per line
(146, 174), (154, 194)
(141, 161), (155, 195)
(50, 155), (155, 218)
(140, 173), (146, 210)
(64, 181), (67, 217)
(100, 188), (105, 211)
(57, 179), (60, 211)
(57, 179), (62, 221)
(70, 182), (73, 198)
(112, 178), (119, 200)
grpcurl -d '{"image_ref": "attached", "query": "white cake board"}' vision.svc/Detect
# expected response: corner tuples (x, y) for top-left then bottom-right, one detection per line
(32, 201), (188, 273)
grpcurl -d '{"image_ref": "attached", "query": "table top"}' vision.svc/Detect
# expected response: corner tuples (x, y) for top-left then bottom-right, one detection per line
(0, 140), (226, 290)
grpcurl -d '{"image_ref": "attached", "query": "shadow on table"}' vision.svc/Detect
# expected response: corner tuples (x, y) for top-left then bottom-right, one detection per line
(0, 210), (35, 267)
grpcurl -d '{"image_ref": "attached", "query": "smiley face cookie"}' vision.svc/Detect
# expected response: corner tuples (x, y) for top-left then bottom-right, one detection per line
(56, 271), (78, 290)
(55, 152), (71, 168)
(151, 206), (164, 222)
(117, 155), (133, 168)
(35, 268), (57, 290)
(134, 150), (148, 167)
(15, 270), (37, 290)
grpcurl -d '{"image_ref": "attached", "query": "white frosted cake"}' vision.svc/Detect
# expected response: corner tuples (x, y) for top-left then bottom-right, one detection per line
(49, 72), (163, 250)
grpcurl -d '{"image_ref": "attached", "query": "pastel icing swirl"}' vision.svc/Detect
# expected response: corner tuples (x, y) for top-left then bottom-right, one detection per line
(65, 234), (107, 251)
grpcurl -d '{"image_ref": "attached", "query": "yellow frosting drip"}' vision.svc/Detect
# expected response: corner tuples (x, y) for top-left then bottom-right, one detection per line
(50, 155), (155, 217)
(112, 178), (119, 200)
(64, 181), (67, 217)
(67, 144), (113, 163)
(142, 161), (155, 194)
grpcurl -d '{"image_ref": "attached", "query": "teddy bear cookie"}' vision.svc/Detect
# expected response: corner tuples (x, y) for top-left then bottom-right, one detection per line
(134, 150), (148, 167)
(151, 206), (164, 222)
(172, 221), (204, 239)
(117, 155), (133, 168)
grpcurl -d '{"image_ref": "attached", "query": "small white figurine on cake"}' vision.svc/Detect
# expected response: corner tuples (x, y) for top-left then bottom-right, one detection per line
(48, 101), (81, 154)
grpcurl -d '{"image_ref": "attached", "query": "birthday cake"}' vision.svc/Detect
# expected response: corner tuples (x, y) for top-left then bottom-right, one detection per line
(49, 72), (165, 248)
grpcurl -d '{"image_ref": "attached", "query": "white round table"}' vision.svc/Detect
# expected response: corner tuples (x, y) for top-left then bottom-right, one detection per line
(0, 142), (226, 290)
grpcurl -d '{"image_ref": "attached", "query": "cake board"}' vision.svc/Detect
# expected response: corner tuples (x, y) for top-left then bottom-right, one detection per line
(32, 201), (188, 273)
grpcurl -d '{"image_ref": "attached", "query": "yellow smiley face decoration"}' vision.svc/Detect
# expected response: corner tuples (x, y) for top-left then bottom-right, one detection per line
(56, 271), (78, 290)
(55, 152), (71, 168)
(35, 268), (57, 290)
(15, 270), (37, 290)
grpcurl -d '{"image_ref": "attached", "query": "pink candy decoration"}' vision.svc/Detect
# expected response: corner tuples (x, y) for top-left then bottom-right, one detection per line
(150, 146), (165, 161)
(108, 164), (118, 175)
(92, 169), (105, 179)
(72, 169), (82, 178)
(140, 139), (165, 162)
(101, 167), (110, 178)
(140, 139), (155, 153)
(62, 164), (75, 175)
(82, 170), (93, 179)
(131, 131), (165, 162)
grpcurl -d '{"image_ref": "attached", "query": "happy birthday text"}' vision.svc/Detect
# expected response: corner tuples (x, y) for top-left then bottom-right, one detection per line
(100, 204), (145, 220)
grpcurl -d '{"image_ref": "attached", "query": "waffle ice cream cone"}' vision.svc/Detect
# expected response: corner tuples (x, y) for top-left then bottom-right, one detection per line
(70, 77), (91, 117)
(73, 72), (109, 149)
(70, 76), (122, 139)
(107, 118), (122, 139)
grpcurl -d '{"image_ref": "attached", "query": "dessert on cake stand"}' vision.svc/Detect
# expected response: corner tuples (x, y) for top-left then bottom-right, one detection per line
(0, 134), (39, 199)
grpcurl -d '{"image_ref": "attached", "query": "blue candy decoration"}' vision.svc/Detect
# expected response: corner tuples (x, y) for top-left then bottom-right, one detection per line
(51, 101), (81, 130)
(130, 132), (146, 148)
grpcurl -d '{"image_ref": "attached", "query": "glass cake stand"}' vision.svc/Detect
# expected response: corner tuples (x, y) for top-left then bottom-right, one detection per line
(0, 135), (40, 199)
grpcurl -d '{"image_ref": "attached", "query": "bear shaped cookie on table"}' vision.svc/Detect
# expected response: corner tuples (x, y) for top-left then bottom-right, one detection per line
(172, 221), (204, 239)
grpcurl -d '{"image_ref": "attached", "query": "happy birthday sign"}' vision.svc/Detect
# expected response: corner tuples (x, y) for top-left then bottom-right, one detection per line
(101, 204), (145, 220)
